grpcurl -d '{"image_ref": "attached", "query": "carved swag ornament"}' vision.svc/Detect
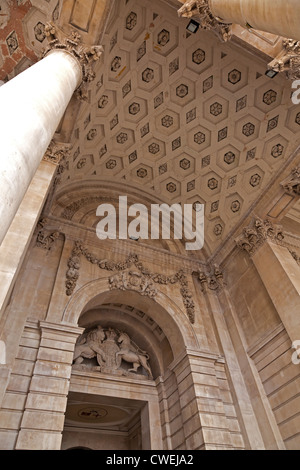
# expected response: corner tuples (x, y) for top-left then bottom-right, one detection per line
(43, 22), (103, 100)
(73, 325), (153, 379)
(178, 0), (232, 42)
(65, 241), (196, 323)
(235, 217), (285, 256)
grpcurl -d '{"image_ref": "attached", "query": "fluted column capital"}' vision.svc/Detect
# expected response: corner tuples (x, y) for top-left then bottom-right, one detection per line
(43, 22), (103, 101)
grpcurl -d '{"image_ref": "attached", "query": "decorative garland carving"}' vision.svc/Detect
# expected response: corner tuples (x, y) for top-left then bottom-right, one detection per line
(177, 0), (232, 42)
(268, 39), (300, 80)
(281, 166), (300, 197)
(194, 264), (224, 294)
(65, 241), (195, 323)
(43, 22), (103, 101)
(235, 217), (285, 256)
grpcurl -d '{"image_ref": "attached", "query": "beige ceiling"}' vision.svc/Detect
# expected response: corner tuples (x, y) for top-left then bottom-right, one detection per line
(2, 0), (300, 258)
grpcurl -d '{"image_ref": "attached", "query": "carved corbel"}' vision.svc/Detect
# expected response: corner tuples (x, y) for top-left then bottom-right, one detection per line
(268, 39), (300, 80)
(178, 0), (232, 42)
(280, 166), (300, 197)
(43, 22), (103, 101)
(235, 218), (285, 256)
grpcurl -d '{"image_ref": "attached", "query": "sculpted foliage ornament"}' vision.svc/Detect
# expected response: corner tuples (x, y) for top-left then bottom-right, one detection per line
(43, 22), (103, 101)
(65, 241), (195, 323)
(235, 218), (285, 256)
(177, 0), (232, 42)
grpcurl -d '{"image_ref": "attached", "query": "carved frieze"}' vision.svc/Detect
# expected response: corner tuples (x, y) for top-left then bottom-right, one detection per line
(43, 22), (103, 100)
(65, 241), (195, 323)
(73, 325), (153, 379)
(235, 217), (285, 256)
(177, 0), (232, 42)
(268, 39), (300, 80)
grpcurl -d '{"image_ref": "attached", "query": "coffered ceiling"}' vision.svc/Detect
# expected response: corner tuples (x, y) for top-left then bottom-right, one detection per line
(1, 0), (300, 259)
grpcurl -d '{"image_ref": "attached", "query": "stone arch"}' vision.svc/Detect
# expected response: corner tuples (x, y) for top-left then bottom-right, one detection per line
(61, 277), (199, 359)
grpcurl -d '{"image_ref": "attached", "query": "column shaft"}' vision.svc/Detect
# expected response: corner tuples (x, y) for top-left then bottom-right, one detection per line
(209, 0), (300, 40)
(0, 50), (81, 245)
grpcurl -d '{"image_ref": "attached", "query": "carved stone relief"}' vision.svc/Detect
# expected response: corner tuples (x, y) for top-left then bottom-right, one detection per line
(73, 325), (153, 379)
(65, 241), (196, 323)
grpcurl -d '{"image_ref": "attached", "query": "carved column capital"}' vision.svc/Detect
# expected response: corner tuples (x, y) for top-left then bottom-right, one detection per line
(268, 39), (300, 80)
(178, 0), (232, 42)
(42, 140), (71, 165)
(281, 166), (300, 197)
(235, 217), (285, 257)
(43, 22), (103, 100)
(194, 264), (224, 294)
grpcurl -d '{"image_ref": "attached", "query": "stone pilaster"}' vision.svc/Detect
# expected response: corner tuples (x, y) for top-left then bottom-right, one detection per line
(178, 0), (232, 41)
(170, 350), (235, 449)
(235, 217), (300, 352)
(15, 321), (83, 450)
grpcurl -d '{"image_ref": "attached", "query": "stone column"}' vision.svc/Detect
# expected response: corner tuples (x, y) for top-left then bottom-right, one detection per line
(178, 0), (300, 41)
(0, 23), (102, 246)
(235, 217), (300, 347)
(15, 321), (83, 450)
